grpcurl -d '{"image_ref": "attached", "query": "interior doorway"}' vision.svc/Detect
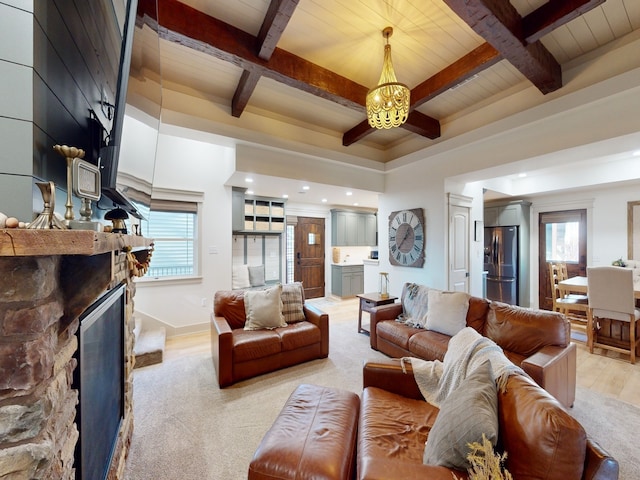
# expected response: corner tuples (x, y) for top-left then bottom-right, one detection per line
(288, 216), (325, 299)
(538, 209), (587, 310)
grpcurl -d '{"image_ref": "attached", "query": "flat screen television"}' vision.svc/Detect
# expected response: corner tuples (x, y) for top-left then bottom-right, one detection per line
(97, 0), (142, 218)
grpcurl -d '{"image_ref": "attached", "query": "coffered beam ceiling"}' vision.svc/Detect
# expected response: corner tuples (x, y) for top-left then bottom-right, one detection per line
(157, 0), (605, 147)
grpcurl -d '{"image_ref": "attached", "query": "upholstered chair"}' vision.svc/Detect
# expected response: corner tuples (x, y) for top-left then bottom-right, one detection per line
(586, 266), (640, 363)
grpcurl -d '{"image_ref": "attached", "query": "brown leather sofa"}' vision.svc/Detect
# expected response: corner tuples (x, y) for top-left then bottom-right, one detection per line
(359, 359), (618, 480)
(211, 290), (329, 387)
(369, 284), (577, 408)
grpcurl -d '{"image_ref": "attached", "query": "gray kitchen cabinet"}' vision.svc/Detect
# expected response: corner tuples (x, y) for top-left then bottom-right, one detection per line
(331, 209), (377, 246)
(484, 202), (528, 227)
(331, 264), (364, 297)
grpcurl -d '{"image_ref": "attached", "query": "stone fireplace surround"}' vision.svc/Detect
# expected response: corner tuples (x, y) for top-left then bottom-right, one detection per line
(0, 230), (153, 479)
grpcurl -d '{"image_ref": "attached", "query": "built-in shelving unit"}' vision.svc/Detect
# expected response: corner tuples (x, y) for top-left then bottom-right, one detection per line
(232, 188), (286, 233)
(243, 198), (286, 232)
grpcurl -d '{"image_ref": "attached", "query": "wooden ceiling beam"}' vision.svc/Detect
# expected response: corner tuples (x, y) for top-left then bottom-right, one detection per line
(443, 0), (561, 94)
(232, 70), (261, 117)
(257, 0), (300, 60)
(158, 0), (368, 111)
(411, 42), (501, 109)
(232, 0), (300, 118)
(401, 111), (441, 139)
(343, 110), (441, 147)
(523, 0), (606, 44)
(342, 120), (373, 147)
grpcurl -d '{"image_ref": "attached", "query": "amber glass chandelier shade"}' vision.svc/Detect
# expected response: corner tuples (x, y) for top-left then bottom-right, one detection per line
(366, 28), (410, 129)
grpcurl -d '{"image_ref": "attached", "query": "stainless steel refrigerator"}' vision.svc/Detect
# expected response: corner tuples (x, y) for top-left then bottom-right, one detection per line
(483, 226), (519, 305)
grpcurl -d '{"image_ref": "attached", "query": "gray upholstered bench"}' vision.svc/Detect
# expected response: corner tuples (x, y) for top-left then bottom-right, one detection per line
(248, 384), (360, 480)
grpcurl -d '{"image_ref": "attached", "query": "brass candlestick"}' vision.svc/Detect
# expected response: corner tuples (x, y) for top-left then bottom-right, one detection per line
(53, 144), (85, 225)
(28, 181), (67, 229)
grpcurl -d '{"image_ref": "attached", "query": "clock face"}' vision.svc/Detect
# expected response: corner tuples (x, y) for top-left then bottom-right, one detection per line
(388, 208), (425, 267)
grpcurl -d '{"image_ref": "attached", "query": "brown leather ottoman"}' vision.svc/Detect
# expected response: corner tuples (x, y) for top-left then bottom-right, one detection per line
(248, 384), (360, 480)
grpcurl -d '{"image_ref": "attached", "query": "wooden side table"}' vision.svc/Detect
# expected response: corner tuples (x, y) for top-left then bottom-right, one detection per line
(356, 292), (398, 335)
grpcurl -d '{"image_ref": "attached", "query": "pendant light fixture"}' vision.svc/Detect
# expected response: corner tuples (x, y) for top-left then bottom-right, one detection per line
(366, 27), (410, 129)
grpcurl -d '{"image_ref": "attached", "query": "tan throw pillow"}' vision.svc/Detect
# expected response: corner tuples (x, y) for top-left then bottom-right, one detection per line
(423, 361), (498, 470)
(425, 290), (470, 336)
(244, 284), (286, 330)
(281, 282), (305, 323)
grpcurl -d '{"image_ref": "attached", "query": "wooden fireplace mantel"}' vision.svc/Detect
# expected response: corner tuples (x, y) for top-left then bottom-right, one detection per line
(0, 229), (153, 256)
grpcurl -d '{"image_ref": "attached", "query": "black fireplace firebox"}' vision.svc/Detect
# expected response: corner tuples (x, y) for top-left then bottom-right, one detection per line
(73, 283), (125, 480)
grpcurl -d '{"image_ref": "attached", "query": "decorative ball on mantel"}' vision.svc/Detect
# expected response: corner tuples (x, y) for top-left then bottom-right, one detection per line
(0, 212), (26, 229)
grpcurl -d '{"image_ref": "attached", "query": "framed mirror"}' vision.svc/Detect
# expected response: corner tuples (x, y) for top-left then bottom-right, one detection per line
(627, 200), (640, 259)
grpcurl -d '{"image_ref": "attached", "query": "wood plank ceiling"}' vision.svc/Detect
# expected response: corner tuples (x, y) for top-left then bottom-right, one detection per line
(148, 0), (640, 159)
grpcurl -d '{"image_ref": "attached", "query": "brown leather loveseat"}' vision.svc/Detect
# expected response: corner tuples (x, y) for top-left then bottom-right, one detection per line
(359, 359), (618, 480)
(369, 283), (577, 407)
(211, 285), (329, 387)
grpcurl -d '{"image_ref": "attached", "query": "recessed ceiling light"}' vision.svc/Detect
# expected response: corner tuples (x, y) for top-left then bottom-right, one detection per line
(346, 191), (353, 196)
(518, 173), (527, 178)
(633, 150), (640, 157)
(246, 190), (254, 195)
(321, 198), (328, 203)
(353, 202), (359, 206)
(302, 185), (310, 190)
(245, 177), (253, 183)
(282, 194), (289, 199)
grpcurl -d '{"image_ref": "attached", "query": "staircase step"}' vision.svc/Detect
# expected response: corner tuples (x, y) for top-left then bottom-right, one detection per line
(134, 326), (166, 368)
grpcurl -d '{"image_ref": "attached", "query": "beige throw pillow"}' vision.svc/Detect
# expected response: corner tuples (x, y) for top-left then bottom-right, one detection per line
(425, 290), (470, 336)
(232, 264), (251, 289)
(244, 284), (286, 330)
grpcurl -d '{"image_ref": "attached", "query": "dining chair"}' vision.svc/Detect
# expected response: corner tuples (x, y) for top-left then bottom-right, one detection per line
(586, 266), (640, 364)
(549, 262), (588, 318)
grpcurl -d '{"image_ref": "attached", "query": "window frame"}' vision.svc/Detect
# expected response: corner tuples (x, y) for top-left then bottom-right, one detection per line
(132, 189), (204, 284)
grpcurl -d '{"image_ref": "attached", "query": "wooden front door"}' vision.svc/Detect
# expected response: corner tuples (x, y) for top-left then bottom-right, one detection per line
(294, 217), (325, 299)
(538, 209), (587, 310)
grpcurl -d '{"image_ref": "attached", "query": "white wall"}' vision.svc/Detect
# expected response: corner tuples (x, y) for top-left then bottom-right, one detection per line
(377, 162), (448, 297)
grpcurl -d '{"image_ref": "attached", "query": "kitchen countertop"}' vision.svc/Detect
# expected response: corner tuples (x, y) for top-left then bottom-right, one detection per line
(332, 262), (364, 266)
(363, 259), (379, 265)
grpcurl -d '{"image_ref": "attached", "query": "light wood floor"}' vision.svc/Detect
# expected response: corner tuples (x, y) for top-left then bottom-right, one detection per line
(166, 297), (640, 408)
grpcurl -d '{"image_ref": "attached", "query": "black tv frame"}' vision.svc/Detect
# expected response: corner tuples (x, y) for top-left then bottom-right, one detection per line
(97, 0), (143, 219)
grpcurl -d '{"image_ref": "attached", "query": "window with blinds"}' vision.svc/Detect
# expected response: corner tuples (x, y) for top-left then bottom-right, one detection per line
(134, 199), (198, 278)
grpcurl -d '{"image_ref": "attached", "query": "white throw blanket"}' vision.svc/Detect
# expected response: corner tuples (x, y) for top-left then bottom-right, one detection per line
(401, 327), (525, 407)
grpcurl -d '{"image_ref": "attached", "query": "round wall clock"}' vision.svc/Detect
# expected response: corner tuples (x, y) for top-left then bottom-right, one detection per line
(388, 208), (425, 267)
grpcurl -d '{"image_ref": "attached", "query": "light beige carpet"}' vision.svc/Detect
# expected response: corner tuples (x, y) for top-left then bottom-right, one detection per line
(123, 307), (638, 480)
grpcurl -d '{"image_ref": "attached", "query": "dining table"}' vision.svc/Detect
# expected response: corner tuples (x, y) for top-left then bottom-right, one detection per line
(558, 275), (640, 300)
